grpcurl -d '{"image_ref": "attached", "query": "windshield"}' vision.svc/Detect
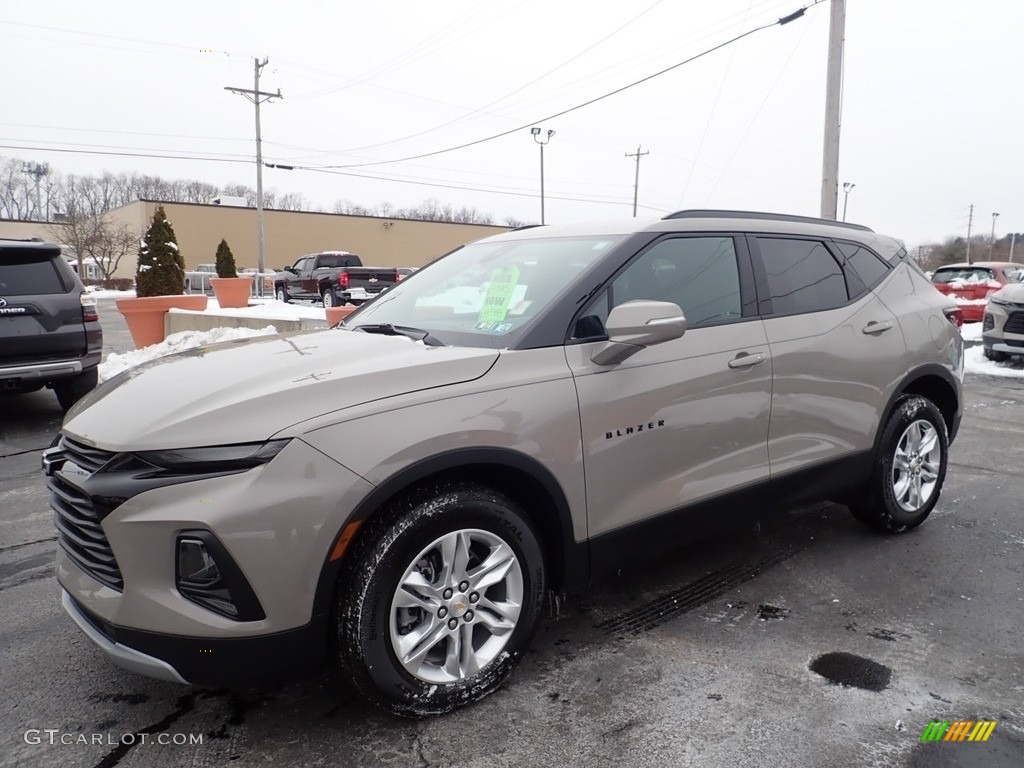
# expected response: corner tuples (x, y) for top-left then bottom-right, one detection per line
(344, 235), (623, 348)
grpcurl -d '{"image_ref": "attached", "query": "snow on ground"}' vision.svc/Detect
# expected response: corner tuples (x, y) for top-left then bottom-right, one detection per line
(963, 345), (1024, 378)
(99, 325), (278, 382)
(960, 323), (983, 342)
(201, 297), (327, 320)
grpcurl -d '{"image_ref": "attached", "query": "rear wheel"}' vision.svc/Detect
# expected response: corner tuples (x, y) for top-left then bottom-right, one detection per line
(848, 395), (948, 533)
(275, 285), (290, 303)
(53, 368), (99, 411)
(336, 483), (546, 717)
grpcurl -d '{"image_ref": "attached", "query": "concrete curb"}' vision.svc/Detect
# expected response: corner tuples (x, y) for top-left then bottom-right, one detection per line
(165, 308), (329, 336)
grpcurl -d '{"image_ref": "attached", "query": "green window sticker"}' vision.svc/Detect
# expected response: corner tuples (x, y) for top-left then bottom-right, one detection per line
(477, 264), (521, 324)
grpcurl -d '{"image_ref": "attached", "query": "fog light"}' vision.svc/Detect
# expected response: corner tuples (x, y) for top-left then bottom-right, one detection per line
(178, 538), (220, 585)
(174, 532), (265, 621)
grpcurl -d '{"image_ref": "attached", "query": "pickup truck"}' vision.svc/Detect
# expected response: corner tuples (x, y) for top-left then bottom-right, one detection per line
(184, 264), (217, 293)
(273, 251), (400, 307)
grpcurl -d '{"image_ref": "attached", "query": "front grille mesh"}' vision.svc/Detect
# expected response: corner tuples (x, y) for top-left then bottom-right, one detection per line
(1004, 312), (1024, 335)
(49, 438), (123, 591)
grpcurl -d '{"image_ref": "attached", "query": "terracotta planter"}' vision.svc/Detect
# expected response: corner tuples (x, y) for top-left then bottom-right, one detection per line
(210, 276), (254, 309)
(325, 305), (358, 325)
(116, 295), (209, 349)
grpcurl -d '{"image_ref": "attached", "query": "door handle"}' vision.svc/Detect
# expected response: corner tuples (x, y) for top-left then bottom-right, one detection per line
(861, 320), (894, 335)
(728, 352), (767, 369)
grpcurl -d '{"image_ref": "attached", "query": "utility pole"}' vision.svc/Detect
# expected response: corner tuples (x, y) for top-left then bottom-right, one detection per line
(1010, 232), (1016, 262)
(989, 212), (999, 259)
(965, 204), (974, 265)
(24, 162), (49, 221)
(226, 58), (282, 296)
(625, 146), (650, 217)
(820, 0), (846, 220)
(530, 127), (555, 225)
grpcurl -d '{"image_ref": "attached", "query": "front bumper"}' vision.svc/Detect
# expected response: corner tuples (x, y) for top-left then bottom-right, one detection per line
(51, 437), (374, 683)
(62, 590), (328, 686)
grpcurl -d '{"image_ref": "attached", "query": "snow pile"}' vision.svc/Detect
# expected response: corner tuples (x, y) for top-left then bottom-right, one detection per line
(948, 276), (1001, 289)
(963, 346), (1024, 378)
(201, 297), (327, 321)
(959, 323), (983, 342)
(954, 297), (989, 305)
(99, 325), (278, 382)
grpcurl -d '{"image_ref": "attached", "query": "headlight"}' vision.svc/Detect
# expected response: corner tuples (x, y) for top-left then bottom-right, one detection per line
(136, 439), (289, 472)
(989, 297), (1010, 308)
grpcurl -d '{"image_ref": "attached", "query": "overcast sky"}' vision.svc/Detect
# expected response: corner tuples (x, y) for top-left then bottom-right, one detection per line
(3, 0), (1021, 248)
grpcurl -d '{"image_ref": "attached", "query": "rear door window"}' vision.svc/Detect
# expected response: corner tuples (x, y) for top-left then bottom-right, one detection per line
(0, 253), (66, 296)
(755, 237), (848, 316)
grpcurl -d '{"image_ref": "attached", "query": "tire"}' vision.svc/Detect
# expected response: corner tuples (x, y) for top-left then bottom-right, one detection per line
(336, 483), (546, 717)
(322, 287), (338, 308)
(983, 346), (1009, 363)
(275, 285), (290, 303)
(848, 395), (948, 533)
(53, 368), (99, 412)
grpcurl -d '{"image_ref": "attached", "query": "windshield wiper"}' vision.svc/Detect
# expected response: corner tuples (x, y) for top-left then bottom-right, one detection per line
(352, 323), (445, 347)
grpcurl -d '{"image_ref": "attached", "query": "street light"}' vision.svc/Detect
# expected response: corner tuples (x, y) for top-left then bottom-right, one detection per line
(989, 212), (999, 259)
(530, 127), (555, 225)
(842, 182), (856, 222)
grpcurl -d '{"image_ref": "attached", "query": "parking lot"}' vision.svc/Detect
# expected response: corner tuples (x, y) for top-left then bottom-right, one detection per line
(1, 301), (1021, 768)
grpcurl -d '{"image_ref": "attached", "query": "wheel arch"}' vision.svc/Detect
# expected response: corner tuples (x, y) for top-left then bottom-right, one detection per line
(876, 364), (961, 453)
(310, 448), (588, 623)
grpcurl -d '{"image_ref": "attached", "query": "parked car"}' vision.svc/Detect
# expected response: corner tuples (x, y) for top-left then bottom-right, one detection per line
(981, 280), (1024, 361)
(930, 262), (1023, 322)
(1, 238), (102, 410)
(273, 251), (400, 306)
(396, 267), (418, 280)
(183, 264), (217, 293)
(44, 211), (962, 717)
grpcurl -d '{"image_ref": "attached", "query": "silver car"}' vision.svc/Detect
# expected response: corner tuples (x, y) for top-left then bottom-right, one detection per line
(982, 280), (1024, 361)
(44, 210), (963, 716)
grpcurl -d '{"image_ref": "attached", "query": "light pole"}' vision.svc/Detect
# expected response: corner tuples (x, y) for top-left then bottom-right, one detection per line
(842, 182), (855, 222)
(989, 212), (999, 259)
(530, 127), (555, 225)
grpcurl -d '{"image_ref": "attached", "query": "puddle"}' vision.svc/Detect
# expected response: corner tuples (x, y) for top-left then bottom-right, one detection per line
(757, 604), (789, 620)
(809, 651), (891, 692)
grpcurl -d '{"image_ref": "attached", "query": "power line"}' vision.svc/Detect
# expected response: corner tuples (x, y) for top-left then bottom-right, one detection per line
(297, 0), (823, 171)
(0, 143), (253, 165)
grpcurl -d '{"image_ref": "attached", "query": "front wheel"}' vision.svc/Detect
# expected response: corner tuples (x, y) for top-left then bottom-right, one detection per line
(322, 287), (339, 308)
(336, 484), (546, 717)
(848, 395), (948, 533)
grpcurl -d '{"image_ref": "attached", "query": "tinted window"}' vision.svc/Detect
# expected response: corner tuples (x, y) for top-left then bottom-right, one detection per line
(612, 237), (741, 326)
(0, 253), (66, 296)
(836, 241), (891, 295)
(757, 238), (847, 315)
(931, 267), (995, 284)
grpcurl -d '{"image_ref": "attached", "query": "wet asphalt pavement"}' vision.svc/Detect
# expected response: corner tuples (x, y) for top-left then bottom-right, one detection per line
(0, 302), (1021, 767)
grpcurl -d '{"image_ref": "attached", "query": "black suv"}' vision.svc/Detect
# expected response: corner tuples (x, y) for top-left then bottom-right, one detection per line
(0, 239), (102, 410)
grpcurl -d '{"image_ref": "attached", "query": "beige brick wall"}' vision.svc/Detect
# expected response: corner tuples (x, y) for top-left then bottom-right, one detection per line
(104, 201), (511, 278)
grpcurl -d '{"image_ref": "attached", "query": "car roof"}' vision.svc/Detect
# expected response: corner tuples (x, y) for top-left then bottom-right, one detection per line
(481, 209), (905, 257)
(0, 238), (63, 257)
(934, 262), (1017, 270)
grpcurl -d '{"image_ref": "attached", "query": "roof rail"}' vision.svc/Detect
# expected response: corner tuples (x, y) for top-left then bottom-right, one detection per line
(662, 209), (874, 232)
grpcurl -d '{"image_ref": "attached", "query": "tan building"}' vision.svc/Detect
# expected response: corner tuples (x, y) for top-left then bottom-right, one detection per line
(3, 202), (510, 280)
(103, 200), (511, 278)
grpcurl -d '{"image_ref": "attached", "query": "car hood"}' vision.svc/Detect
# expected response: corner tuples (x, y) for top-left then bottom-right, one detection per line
(63, 328), (499, 451)
(990, 282), (1024, 303)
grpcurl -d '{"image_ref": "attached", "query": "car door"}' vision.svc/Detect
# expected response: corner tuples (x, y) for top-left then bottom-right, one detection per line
(290, 256), (312, 298)
(749, 235), (907, 477)
(564, 235), (772, 541)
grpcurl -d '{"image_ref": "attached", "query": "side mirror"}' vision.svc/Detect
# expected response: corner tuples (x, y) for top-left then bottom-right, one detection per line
(591, 300), (686, 366)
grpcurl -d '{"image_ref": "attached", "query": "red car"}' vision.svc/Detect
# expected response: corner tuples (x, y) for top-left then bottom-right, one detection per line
(930, 262), (1024, 322)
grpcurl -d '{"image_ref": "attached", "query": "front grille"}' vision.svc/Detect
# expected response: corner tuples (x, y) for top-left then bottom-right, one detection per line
(61, 437), (116, 473)
(48, 473), (123, 591)
(1005, 312), (1024, 335)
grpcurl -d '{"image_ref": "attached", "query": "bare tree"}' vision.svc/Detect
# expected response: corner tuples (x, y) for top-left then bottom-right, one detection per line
(46, 190), (140, 279)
